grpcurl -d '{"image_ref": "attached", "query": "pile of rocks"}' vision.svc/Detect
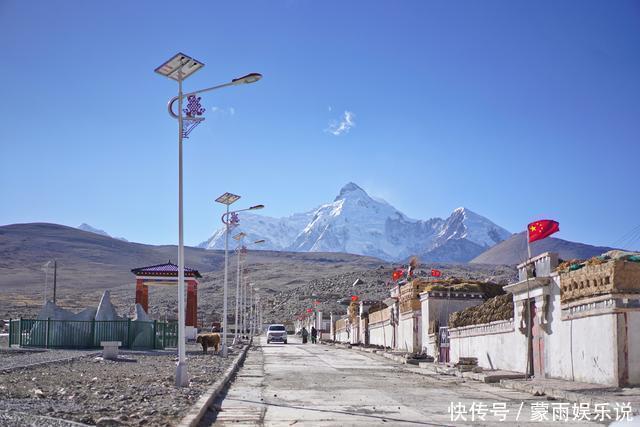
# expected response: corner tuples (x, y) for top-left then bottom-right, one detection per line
(0, 344), (231, 426)
(455, 357), (480, 372)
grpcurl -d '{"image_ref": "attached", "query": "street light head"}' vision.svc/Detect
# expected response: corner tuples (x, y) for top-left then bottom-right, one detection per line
(216, 192), (241, 205)
(233, 232), (247, 241)
(249, 204), (264, 210)
(232, 73), (262, 85)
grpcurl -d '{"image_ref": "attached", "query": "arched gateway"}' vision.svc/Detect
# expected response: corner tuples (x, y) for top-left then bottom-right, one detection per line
(131, 262), (202, 339)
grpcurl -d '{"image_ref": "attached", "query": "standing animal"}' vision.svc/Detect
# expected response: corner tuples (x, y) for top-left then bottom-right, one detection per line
(196, 333), (221, 354)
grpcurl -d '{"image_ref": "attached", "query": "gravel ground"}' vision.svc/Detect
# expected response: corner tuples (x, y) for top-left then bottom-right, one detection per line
(1, 349), (99, 372)
(0, 344), (234, 426)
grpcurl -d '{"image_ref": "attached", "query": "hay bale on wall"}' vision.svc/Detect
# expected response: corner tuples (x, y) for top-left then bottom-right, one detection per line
(449, 293), (513, 328)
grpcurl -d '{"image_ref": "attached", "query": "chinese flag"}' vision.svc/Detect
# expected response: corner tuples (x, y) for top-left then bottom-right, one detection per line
(431, 269), (442, 277)
(392, 269), (404, 281)
(528, 220), (560, 243)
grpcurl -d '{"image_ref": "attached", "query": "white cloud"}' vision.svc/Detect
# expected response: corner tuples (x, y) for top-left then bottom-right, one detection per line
(210, 106), (235, 116)
(326, 110), (355, 136)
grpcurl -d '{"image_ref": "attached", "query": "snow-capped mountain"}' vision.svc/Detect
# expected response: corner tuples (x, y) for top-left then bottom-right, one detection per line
(77, 223), (128, 242)
(198, 212), (312, 252)
(198, 183), (511, 262)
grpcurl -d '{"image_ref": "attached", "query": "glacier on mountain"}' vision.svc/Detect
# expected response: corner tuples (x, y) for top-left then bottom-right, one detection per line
(198, 183), (511, 262)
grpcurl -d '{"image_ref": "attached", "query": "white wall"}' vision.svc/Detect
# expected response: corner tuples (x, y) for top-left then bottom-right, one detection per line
(627, 311), (640, 385)
(398, 311), (420, 353)
(419, 293), (484, 356)
(423, 333), (437, 357)
(449, 320), (527, 372)
(543, 281), (618, 385)
(335, 330), (349, 343)
(369, 320), (393, 348)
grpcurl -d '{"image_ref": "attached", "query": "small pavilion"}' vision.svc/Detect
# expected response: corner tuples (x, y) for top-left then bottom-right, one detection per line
(131, 262), (202, 338)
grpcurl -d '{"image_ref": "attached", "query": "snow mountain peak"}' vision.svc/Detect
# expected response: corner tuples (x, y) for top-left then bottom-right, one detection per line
(199, 184), (512, 262)
(335, 182), (369, 201)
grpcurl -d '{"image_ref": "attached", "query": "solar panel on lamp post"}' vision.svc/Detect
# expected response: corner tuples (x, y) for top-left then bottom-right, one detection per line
(155, 53), (261, 386)
(217, 198), (264, 355)
(155, 52), (204, 388)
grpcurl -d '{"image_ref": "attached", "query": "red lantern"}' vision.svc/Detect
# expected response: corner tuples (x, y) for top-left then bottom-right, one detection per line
(351, 295), (359, 302)
(392, 269), (404, 281)
(431, 269), (442, 277)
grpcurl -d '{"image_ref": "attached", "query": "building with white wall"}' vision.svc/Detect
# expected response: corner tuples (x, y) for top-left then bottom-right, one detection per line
(448, 251), (640, 386)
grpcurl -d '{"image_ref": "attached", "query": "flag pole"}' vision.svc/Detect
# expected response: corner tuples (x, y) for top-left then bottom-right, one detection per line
(525, 225), (532, 380)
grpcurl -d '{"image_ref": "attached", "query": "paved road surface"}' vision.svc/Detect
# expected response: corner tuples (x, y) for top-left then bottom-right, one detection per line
(201, 337), (604, 426)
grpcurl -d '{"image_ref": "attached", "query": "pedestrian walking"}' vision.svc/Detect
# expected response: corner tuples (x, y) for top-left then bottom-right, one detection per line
(301, 327), (309, 344)
(311, 326), (318, 344)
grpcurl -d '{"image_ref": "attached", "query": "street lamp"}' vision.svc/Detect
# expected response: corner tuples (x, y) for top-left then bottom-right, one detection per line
(232, 231), (247, 344)
(216, 195), (264, 356)
(249, 285), (260, 338)
(42, 261), (52, 305)
(239, 239), (265, 340)
(155, 52), (262, 386)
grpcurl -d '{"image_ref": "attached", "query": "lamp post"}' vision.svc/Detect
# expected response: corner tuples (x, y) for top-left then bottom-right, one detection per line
(232, 232), (246, 344)
(250, 285), (259, 338)
(239, 239), (265, 340)
(155, 53), (262, 385)
(42, 261), (52, 305)
(216, 198), (264, 355)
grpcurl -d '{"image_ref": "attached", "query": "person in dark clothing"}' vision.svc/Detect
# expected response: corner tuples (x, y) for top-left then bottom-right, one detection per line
(311, 326), (318, 344)
(301, 327), (309, 344)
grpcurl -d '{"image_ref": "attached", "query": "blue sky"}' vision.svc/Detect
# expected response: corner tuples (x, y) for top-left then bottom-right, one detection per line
(1, 1), (639, 249)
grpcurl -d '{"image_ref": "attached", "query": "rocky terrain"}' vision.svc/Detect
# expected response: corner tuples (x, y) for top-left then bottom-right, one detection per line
(0, 222), (381, 320)
(0, 344), (233, 426)
(260, 263), (517, 324)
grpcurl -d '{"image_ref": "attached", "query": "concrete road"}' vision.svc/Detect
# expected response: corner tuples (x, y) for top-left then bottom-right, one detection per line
(201, 337), (604, 426)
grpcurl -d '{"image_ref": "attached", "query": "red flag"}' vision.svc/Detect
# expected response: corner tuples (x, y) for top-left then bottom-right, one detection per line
(314, 300), (321, 305)
(431, 269), (442, 277)
(392, 269), (404, 281)
(306, 308), (313, 313)
(528, 220), (560, 243)
(351, 295), (359, 302)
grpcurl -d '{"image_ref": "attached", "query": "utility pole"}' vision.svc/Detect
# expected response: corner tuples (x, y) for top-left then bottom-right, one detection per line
(53, 260), (57, 304)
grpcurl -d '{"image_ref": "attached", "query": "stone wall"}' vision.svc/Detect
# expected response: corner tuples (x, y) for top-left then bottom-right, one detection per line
(368, 306), (391, 324)
(559, 260), (640, 303)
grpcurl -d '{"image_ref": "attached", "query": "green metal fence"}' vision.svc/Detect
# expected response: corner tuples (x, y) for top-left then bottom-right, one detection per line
(8, 318), (179, 350)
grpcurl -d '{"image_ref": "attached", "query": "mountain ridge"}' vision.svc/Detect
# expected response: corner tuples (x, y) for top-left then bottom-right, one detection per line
(471, 231), (615, 265)
(200, 182), (512, 262)
(77, 223), (128, 242)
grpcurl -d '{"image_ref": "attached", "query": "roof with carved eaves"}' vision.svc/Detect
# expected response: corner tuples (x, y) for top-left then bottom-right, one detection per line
(131, 261), (202, 278)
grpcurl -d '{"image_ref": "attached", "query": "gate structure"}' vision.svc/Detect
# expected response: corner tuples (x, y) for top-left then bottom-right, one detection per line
(131, 262), (201, 339)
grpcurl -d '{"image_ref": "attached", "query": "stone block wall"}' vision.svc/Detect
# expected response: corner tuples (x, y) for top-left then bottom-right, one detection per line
(559, 260), (640, 303)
